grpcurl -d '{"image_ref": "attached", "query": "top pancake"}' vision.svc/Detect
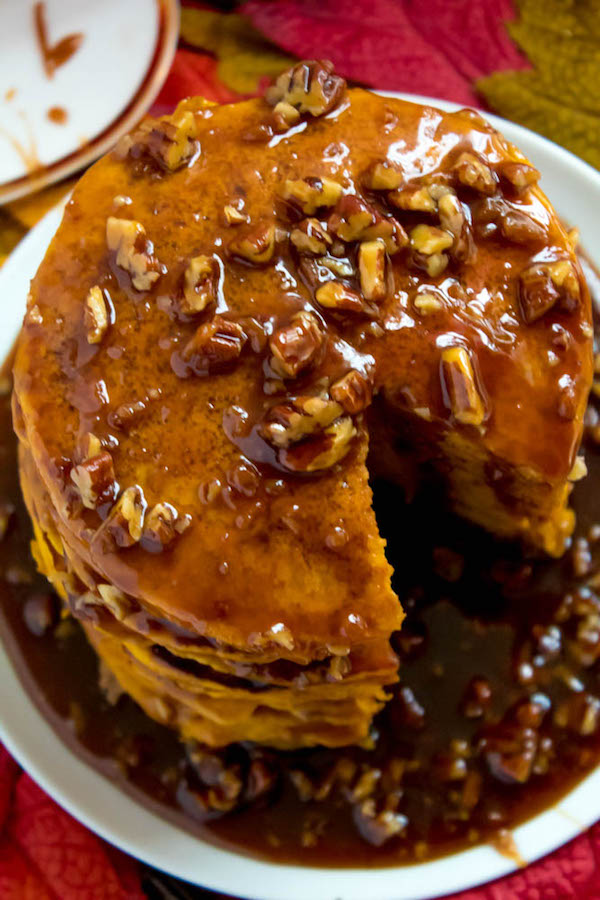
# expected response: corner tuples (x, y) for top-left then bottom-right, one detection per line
(12, 62), (592, 656)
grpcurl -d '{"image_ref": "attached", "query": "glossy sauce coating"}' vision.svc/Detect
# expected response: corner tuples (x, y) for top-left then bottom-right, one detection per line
(12, 77), (592, 666)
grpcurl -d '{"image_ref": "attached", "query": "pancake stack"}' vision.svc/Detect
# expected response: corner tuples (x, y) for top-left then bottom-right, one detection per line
(13, 61), (592, 749)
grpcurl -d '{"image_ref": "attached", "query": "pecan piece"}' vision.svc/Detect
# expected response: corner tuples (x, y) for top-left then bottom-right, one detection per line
(353, 799), (408, 847)
(388, 184), (437, 213)
(181, 255), (219, 315)
(358, 239), (386, 301)
(410, 224), (453, 278)
(330, 370), (373, 414)
(290, 218), (332, 256)
(410, 224), (453, 256)
(438, 192), (472, 260)
(272, 100), (301, 130)
(269, 311), (323, 378)
(97, 584), (131, 621)
(281, 416), (356, 472)
(70, 451), (116, 509)
(141, 501), (191, 552)
(182, 315), (247, 375)
(280, 177), (343, 215)
(441, 346), (486, 427)
(84, 286), (110, 344)
(104, 485), (147, 548)
(363, 160), (403, 191)
(119, 109), (199, 171)
(284, 416), (356, 471)
(328, 195), (376, 242)
(106, 218), (161, 291)
(223, 204), (248, 226)
(315, 281), (368, 314)
(499, 209), (547, 245)
(228, 222), (276, 265)
(261, 395), (343, 449)
(454, 152), (497, 195)
(413, 292), (443, 315)
(518, 259), (581, 324)
(498, 161), (539, 193)
(265, 59), (346, 117)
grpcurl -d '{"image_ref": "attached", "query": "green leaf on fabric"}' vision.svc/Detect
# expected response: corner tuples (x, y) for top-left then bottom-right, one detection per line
(478, 0), (600, 169)
(180, 8), (294, 95)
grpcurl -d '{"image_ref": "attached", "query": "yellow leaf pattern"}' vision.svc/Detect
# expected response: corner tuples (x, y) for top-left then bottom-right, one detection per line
(180, 8), (294, 96)
(478, 0), (600, 169)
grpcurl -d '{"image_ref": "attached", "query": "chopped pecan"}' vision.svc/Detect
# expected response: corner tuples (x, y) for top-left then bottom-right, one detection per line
(70, 451), (116, 509)
(181, 255), (219, 315)
(481, 724), (538, 784)
(290, 218), (332, 256)
(363, 160), (403, 191)
(269, 311), (324, 378)
(97, 583), (130, 621)
(272, 100), (301, 130)
(261, 396), (343, 448)
(499, 209), (547, 245)
(84, 286), (109, 344)
(330, 370), (373, 414)
(554, 692), (600, 736)
(409, 223), (453, 277)
(498, 161), (539, 193)
(388, 183), (437, 213)
(410, 224), (453, 256)
(228, 222), (276, 265)
(265, 59), (346, 117)
(358, 239), (387, 301)
(441, 346), (486, 427)
(413, 292), (443, 314)
(283, 415), (356, 471)
(518, 259), (581, 324)
(80, 432), (102, 460)
(568, 456), (588, 482)
(223, 204), (248, 226)
(141, 501), (191, 552)
(104, 485), (147, 548)
(315, 281), (368, 314)
(353, 798), (408, 847)
(181, 316), (247, 375)
(328, 195), (376, 242)
(119, 109), (199, 171)
(280, 177), (343, 215)
(454, 152), (497, 195)
(437, 192), (472, 260)
(106, 217), (161, 291)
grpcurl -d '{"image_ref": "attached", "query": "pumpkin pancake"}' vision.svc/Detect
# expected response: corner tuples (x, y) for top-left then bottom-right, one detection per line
(13, 61), (592, 748)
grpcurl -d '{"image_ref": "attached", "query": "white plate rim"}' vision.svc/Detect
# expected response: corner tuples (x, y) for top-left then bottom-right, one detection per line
(0, 0), (179, 205)
(1, 95), (600, 900)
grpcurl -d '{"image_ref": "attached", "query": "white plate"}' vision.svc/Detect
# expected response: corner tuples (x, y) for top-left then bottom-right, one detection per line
(1, 99), (600, 900)
(0, 0), (178, 203)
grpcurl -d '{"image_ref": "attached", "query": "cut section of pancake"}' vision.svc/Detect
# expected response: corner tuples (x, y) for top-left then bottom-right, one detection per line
(13, 61), (593, 748)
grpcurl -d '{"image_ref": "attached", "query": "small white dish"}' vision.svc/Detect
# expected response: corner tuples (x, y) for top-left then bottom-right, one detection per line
(1, 100), (600, 900)
(0, 0), (178, 203)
